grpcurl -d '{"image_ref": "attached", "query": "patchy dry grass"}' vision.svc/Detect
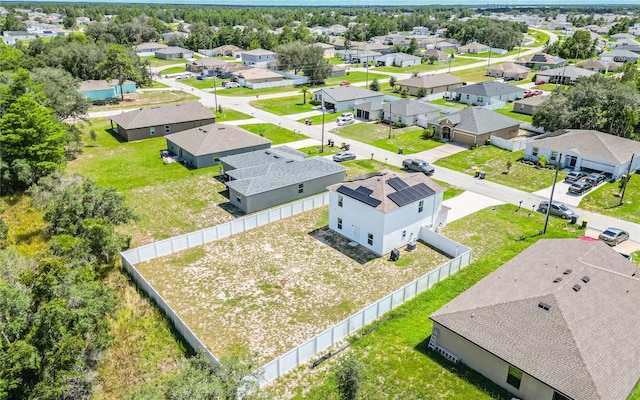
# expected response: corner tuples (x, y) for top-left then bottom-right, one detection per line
(135, 207), (449, 363)
(0, 194), (48, 257)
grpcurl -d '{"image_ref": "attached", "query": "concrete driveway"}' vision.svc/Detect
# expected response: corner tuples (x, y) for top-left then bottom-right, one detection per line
(443, 192), (505, 223)
(533, 180), (607, 207)
(583, 228), (640, 255)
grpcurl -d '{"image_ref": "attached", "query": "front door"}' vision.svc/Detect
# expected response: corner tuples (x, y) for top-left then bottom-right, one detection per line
(568, 155), (577, 168)
(442, 126), (451, 140)
(352, 225), (360, 241)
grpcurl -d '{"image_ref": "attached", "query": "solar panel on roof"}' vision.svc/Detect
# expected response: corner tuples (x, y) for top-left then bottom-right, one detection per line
(387, 183), (435, 207)
(355, 186), (373, 195)
(387, 177), (409, 191)
(531, 54), (547, 62)
(337, 186), (381, 208)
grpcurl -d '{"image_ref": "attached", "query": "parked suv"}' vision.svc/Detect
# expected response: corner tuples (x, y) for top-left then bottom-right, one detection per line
(222, 81), (240, 88)
(585, 172), (606, 185)
(538, 201), (578, 220)
(337, 112), (355, 126)
(402, 159), (435, 175)
(568, 180), (592, 195)
(565, 171), (587, 183)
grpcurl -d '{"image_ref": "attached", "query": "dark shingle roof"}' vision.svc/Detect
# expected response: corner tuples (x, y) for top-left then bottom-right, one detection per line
(220, 146), (306, 170)
(452, 81), (525, 97)
(165, 124), (270, 156)
(155, 46), (192, 55)
(431, 239), (640, 400)
(389, 98), (439, 116)
(314, 86), (383, 102)
(397, 73), (463, 89)
(531, 129), (640, 164)
(427, 107), (520, 135)
(535, 66), (597, 80)
(110, 102), (214, 130)
(226, 157), (346, 196)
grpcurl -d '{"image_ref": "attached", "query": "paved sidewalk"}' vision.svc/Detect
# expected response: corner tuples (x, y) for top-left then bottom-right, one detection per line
(443, 192), (505, 223)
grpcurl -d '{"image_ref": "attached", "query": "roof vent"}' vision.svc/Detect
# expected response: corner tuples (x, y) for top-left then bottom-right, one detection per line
(572, 284), (581, 292)
(538, 302), (550, 311)
(581, 276), (590, 283)
(553, 277), (562, 283)
(563, 269), (572, 275)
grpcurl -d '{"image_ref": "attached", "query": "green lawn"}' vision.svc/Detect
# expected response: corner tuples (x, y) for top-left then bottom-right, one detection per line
(250, 95), (316, 115)
(325, 71), (388, 85)
(535, 83), (568, 92)
(179, 77), (229, 89)
(450, 65), (494, 83)
(238, 123), (308, 145)
(429, 98), (468, 109)
(140, 81), (169, 89)
(221, 85), (297, 97)
(493, 105), (533, 123)
(297, 111), (343, 125)
(160, 66), (187, 75)
(214, 108), (252, 122)
(298, 145), (341, 157)
(528, 29), (551, 48)
(580, 173), (640, 224)
(141, 56), (188, 68)
(376, 58), (479, 74)
(337, 123), (444, 155)
(434, 146), (567, 192)
(264, 204), (584, 399)
(88, 90), (200, 112)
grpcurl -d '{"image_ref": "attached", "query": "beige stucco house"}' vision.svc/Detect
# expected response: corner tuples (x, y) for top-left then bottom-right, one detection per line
(396, 73), (463, 96)
(426, 107), (520, 146)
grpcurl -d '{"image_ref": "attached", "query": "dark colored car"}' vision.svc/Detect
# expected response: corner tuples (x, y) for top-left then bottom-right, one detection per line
(598, 228), (630, 246)
(585, 172), (606, 185)
(332, 152), (356, 162)
(565, 171), (587, 183)
(568, 180), (593, 195)
(538, 201), (578, 220)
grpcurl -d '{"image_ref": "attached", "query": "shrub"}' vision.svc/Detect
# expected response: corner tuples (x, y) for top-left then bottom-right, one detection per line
(421, 128), (435, 139)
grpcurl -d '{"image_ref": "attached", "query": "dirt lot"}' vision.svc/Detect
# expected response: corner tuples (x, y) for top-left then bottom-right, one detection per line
(135, 207), (450, 363)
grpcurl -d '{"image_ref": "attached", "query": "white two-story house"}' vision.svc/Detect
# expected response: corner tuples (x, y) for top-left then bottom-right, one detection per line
(241, 49), (277, 68)
(327, 171), (447, 256)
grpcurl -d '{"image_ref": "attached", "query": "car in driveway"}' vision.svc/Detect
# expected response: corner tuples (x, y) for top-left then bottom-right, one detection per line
(337, 112), (355, 126)
(332, 152), (356, 162)
(339, 81), (351, 86)
(402, 159), (435, 175)
(598, 228), (630, 246)
(568, 180), (593, 195)
(538, 200), (578, 220)
(535, 80), (545, 85)
(585, 172), (606, 185)
(565, 171), (587, 183)
(222, 81), (240, 88)
(197, 75), (206, 81)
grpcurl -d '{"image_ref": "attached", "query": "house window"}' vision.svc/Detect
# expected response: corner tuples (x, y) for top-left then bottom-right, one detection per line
(298, 183), (304, 194)
(466, 94), (470, 100)
(402, 230), (406, 239)
(367, 233), (373, 246)
(552, 392), (571, 400)
(506, 365), (523, 390)
(236, 194), (242, 203)
(550, 151), (558, 162)
(337, 218), (342, 230)
(165, 125), (171, 134)
(532, 147), (539, 156)
(520, 104), (525, 111)
(477, 96), (484, 103)
(418, 200), (424, 213)
(150, 127), (156, 135)
(338, 195), (343, 207)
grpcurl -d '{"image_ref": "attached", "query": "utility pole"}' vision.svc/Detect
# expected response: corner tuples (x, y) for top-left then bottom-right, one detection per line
(388, 102), (392, 139)
(321, 100), (326, 154)
(213, 74), (218, 112)
(619, 153), (635, 206)
(542, 153), (562, 234)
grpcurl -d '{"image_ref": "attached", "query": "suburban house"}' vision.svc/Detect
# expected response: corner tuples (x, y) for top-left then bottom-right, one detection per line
(435, 41), (458, 51)
(2, 30), (37, 41)
(450, 81), (526, 106)
(577, 59), (620, 73)
(457, 42), (490, 54)
(109, 102), (216, 142)
(611, 38), (639, 48)
(430, 239), (640, 400)
(611, 32), (635, 41)
(325, 24), (348, 36)
(354, 99), (439, 125)
(515, 53), (566, 69)
(221, 149), (347, 214)
(418, 48), (449, 61)
(241, 49), (277, 67)
(165, 124), (271, 169)
(534, 66), (597, 85)
(485, 62), (531, 80)
(134, 42), (167, 57)
(375, 53), (422, 68)
(330, 64), (346, 78)
(396, 74), (464, 96)
(185, 58), (227, 75)
(313, 86), (384, 113)
(512, 95), (550, 116)
(337, 50), (383, 64)
(154, 47), (194, 60)
(216, 63), (247, 79)
(599, 49), (640, 63)
(312, 42), (336, 58)
(220, 146), (304, 171)
(524, 129), (640, 179)
(212, 44), (244, 57)
(327, 170), (447, 256)
(78, 79), (136, 100)
(426, 107), (521, 146)
(412, 26), (431, 35)
(231, 68), (284, 86)
(162, 31), (188, 43)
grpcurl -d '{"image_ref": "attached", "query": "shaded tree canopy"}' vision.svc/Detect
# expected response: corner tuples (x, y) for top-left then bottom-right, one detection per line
(445, 18), (526, 51)
(544, 29), (596, 60)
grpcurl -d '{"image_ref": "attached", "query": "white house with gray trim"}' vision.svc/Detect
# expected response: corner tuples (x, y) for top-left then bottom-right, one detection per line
(327, 171), (447, 256)
(241, 49), (277, 67)
(313, 86), (384, 112)
(165, 124), (271, 169)
(430, 239), (640, 400)
(375, 52), (422, 68)
(524, 129), (640, 179)
(155, 46), (194, 60)
(355, 99), (439, 126)
(221, 148), (347, 213)
(450, 81), (526, 106)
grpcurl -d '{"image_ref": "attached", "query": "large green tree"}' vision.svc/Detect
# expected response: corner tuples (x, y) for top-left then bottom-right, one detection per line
(96, 45), (141, 101)
(30, 68), (90, 121)
(532, 75), (640, 138)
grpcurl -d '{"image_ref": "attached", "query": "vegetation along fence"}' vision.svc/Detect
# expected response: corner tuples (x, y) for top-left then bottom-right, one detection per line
(120, 192), (471, 385)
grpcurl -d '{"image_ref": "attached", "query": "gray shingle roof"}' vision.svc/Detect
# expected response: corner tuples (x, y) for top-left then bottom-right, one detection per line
(354, 101), (384, 112)
(164, 124), (270, 156)
(431, 239), (640, 400)
(241, 49), (276, 56)
(452, 81), (525, 97)
(486, 62), (530, 73)
(513, 95), (550, 107)
(220, 146), (306, 170)
(110, 102), (215, 130)
(427, 107), (520, 135)
(531, 129), (640, 164)
(226, 157), (346, 196)
(397, 73), (463, 89)
(326, 170), (444, 213)
(314, 86), (383, 103)
(535, 66), (597, 80)
(135, 42), (167, 51)
(600, 49), (639, 58)
(389, 98), (439, 116)
(155, 46), (192, 55)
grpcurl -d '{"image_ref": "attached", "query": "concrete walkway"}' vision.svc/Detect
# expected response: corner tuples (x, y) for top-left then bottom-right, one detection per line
(443, 192), (505, 223)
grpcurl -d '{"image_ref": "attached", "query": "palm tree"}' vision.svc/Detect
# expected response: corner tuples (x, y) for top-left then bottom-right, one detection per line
(300, 86), (309, 104)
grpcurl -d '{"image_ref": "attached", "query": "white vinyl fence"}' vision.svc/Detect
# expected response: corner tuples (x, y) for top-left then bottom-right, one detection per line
(490, 135), (530, 152)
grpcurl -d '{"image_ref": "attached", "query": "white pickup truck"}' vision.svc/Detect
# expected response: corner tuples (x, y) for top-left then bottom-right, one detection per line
(402, 159), (435, 175)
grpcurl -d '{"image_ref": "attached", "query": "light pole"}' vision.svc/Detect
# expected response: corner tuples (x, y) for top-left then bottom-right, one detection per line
(321, 101), (326, 154)
(487, 42), (492, 69)
(448, 54), (453, 73)
(213, 74), (218, 112)
(542, 153), (562, 234)
(387, 102), (392, 139)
